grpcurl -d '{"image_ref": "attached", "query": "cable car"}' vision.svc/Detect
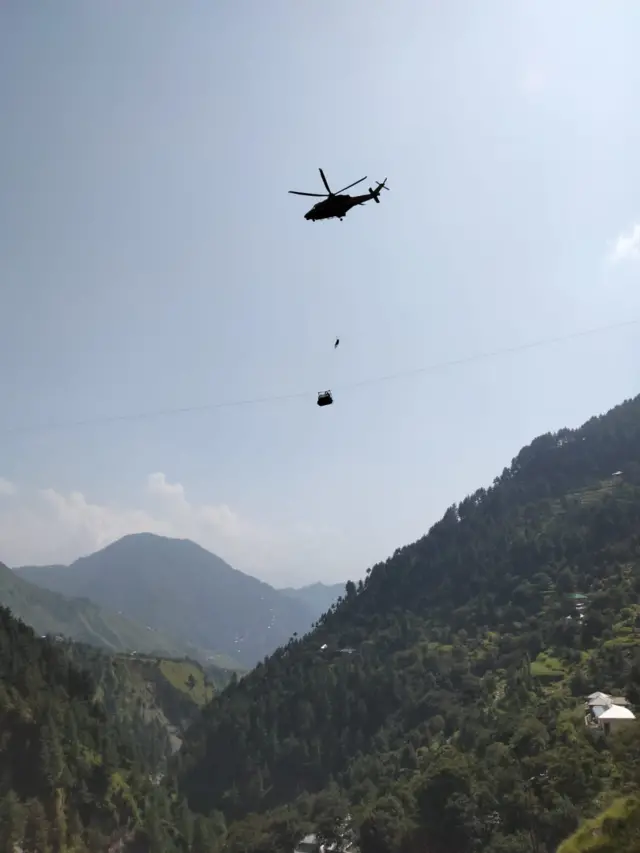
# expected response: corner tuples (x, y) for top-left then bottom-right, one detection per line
(317, 391), (333, 407)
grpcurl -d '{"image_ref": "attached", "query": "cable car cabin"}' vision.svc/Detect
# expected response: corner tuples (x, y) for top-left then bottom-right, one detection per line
(317, 391), (333, 407)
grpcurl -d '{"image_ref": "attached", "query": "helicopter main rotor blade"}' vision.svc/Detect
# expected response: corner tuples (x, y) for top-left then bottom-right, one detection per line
(319, 168), (333, 194)
(288, 191), (330, 197)
(335, 176), (367, 194)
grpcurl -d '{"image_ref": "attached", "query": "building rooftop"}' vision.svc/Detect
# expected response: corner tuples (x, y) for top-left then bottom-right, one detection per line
(599, 706), (635, 720)
(587, 692), (612, 704)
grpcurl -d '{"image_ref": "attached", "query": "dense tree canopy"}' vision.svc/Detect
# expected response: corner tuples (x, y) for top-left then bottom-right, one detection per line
(0, 606), (219, 852)
(177, 394), (640, 853)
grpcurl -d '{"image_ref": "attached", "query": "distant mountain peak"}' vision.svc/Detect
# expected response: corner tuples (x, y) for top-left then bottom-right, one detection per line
(280, 580), (346, 619)
(92, 531), (208, 552)
(17, 532), (318, 667)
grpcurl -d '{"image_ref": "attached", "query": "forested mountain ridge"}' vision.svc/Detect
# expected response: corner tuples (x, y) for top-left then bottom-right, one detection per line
(177, 394), (640, 853)
(0, 558), (210, 662)
(17, 533), (316, 668)
(0, 604), (222, 852)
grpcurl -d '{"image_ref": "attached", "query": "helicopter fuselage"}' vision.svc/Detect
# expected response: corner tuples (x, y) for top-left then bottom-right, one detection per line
(304, 192), (372, 221)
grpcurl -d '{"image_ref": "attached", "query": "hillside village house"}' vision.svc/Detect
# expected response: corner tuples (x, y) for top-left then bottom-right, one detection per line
(295, 814), (355, 853)
(598, 705), (636, 735)
(585, 691), (636, 734)
(294, 833), (355, 853)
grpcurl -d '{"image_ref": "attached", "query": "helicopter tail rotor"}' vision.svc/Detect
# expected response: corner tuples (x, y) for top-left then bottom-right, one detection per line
(369, 179), (389, 202)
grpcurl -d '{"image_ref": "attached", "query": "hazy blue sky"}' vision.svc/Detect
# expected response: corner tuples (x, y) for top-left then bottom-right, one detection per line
(1, 1), (639, 585)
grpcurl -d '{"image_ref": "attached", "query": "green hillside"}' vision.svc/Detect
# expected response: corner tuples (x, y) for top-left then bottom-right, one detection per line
(176, 394), (640, 853)
(61, 642), (233, 757)
(0, 559), (214, 661)
(156, 658), (215, 706)
(558, 795), (640, 853)
(0, 605), (219, 852)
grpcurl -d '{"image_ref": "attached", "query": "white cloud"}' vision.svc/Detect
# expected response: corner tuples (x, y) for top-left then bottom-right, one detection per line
(609, 223), (640, 264)
(0, 478), (16, 496)
(147, 471), (187, 502)
(0, 472), (340, 585)
(143, 472), (284, 559)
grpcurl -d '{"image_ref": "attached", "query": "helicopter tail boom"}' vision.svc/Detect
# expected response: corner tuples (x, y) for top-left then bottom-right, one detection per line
(369, 179), (389, 202)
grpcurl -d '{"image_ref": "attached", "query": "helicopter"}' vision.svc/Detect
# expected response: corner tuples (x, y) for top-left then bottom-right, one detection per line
(289, 168), (389, 222)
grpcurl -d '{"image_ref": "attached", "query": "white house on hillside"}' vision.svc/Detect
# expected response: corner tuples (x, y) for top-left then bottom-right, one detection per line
(295, 834), (318, 853)
(584, 691), (636, 732)
(294, 814), (355, 853)
(294, 834), (355, 853)
(598, 705), (636, 735)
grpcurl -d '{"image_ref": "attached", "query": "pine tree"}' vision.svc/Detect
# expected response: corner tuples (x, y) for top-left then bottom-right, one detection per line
(192, 814), (214, 853)
(0, 790), (26, 851)
(177, 796), (194, 849)
(51, 787), (68, 853)
(24, 797), (51, 853)
(66, 808), (84, 851)
(40, 718), (65, 793)
(210, 808), (227, 844)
